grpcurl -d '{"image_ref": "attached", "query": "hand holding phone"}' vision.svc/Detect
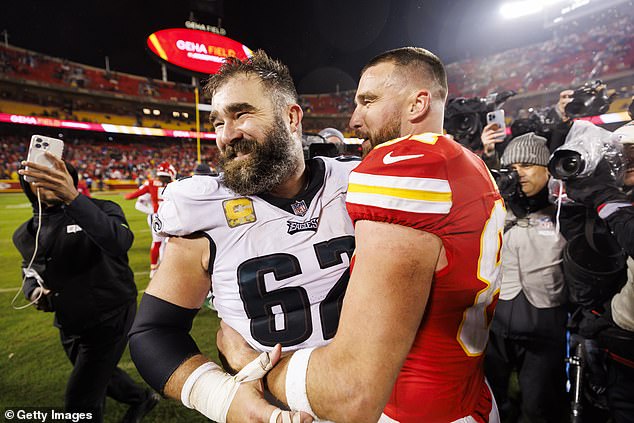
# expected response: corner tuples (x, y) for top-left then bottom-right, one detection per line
(24, 135), (65, 183)
(486, 109), (507, 135)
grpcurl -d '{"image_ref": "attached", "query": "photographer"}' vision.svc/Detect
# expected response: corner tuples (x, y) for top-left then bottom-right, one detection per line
(563, 120), (634, 422)
(485, 133), (569, 422)
(13, 152), (158, 423)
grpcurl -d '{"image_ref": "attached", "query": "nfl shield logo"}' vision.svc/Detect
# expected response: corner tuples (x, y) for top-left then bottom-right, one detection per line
(291, 200), (308, 216)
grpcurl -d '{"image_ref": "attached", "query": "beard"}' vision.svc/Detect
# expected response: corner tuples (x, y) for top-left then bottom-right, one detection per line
(358, 115), (401, 156)
(220, 120), (300, 196)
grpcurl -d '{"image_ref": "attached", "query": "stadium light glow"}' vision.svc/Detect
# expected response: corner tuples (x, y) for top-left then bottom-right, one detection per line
(500, 0), (568, 19)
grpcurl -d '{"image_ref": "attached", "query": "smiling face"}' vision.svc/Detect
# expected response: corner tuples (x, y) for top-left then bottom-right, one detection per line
(349, 62), (407, 151)
(210, 74), (303, 196)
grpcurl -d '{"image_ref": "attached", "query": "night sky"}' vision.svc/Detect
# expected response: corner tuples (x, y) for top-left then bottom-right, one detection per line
(1, 0), (551, 93)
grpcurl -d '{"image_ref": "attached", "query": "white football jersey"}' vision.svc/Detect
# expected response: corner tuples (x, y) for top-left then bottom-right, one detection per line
(154, 157), (358, 352)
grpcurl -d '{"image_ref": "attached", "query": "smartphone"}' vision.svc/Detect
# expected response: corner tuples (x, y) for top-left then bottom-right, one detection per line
(486, 109), (506, 134)
(25, 135), (65, 182)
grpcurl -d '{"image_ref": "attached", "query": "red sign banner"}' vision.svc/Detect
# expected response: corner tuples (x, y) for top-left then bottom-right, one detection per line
(147, 28), (253, 74)
(0, 113), (217, 140)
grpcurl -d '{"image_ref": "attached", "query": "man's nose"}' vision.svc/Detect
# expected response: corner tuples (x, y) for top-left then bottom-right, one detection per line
(349, 106), (364, 131)
(217, 121), (244, 150)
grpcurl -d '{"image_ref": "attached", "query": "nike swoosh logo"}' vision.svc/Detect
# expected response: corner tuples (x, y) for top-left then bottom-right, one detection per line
(382, 151), (425, 164)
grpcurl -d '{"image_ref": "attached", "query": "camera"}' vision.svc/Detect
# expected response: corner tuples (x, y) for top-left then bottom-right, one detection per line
(490, 168), (519, 197)
(548, 120), (624, 180)
(510, 107), (560, 140)
(444, 90), (516, 150)
(565, 80), (615, 118)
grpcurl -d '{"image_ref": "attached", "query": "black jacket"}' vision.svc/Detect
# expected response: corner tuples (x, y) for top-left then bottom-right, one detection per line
(13, 192), (137, 334)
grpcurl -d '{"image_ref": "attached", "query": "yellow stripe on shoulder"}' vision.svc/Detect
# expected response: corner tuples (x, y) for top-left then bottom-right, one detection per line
(348, 183), (452, 202)
(372, 133), (442, 151)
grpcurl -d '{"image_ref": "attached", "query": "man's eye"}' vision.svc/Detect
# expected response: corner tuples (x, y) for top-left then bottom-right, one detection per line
(213, 122), (224, 128)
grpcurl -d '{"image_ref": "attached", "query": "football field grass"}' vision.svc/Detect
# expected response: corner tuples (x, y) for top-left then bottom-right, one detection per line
(0, 192), (217, 422)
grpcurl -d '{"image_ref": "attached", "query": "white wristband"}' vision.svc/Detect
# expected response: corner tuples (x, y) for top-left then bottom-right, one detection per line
(181, 361), (239, 423)
(285, 347), (317, 419)
(181, 362), (217, 408)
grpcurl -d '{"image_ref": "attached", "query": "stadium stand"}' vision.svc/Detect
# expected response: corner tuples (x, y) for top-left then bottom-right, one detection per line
(1, 0), (633, 186)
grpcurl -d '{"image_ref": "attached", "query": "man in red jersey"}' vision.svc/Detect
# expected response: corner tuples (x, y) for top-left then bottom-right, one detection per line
(125, 162), (176, 277)
(206, 47), (505, 423)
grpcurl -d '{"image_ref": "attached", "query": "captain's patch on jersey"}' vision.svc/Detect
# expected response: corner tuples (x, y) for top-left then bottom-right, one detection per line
(223, 198), (257, 228)
(287, 217), (319, 234)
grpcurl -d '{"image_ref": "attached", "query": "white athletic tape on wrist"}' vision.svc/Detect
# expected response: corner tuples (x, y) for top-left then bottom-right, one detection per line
(181, 362), (218, 408)
(181, 361), (239, 423)
(235, 350), (275, 383)
(285, 347), (317, 419)
(181, 351), (277, 423)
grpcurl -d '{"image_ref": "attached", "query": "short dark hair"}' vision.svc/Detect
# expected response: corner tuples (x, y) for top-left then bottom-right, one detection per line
(204, 50), (298, 111)
(362, 47), (448, 100)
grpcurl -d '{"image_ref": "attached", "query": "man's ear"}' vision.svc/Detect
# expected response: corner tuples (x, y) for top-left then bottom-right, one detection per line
(409, 90), (431, 123)
(288, 104), (303, 134)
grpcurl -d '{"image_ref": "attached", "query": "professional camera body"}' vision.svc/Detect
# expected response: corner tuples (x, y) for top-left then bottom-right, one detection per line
(509, 107), (561, 140)
(548, 120), (624, 181)
(490, 168), (520, 197)
(565, 80), (615, 118)
(444, 90), (516, 150)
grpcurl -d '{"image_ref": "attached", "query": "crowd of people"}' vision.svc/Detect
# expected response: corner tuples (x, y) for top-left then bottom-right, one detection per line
(5, 5), (634, 422)
(0, 134), (219, 183)
(446, 3), (634, 98)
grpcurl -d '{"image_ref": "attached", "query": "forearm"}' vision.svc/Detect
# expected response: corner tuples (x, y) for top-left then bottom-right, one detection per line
(267, 341), (392, 422)
(129, 293), (201, 394)
(64, 195), (134, 255)
(264, 223), (435, 422)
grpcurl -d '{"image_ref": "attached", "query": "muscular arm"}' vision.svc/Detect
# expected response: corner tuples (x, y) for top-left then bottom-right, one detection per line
(130, 235), (303, 423)
(265, 220), (442, 422)
(131, 234), (212, 397)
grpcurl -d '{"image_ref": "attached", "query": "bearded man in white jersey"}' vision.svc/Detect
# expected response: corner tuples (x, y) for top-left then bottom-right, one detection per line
(129, 50), (357, 423)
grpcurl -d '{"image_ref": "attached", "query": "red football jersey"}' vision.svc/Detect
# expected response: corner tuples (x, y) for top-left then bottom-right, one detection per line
(125, 178), (167, 213)
(346, 133), (505, 423)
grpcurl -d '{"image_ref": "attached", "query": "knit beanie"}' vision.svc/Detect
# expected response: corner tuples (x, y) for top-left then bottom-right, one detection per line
(500, 132), (550, 167)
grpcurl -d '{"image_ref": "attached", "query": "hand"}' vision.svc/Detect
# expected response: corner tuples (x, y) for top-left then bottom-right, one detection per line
(565, 160), (628, 210)
(480, 123), (505, 157)
(30, 286), (53, 311)
(217, 320), (260, 373)
(227, 345), (313, 423)
(19, 152), (79, 205)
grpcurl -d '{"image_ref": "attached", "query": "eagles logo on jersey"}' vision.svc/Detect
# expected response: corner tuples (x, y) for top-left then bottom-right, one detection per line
(155, 156), (359, 352)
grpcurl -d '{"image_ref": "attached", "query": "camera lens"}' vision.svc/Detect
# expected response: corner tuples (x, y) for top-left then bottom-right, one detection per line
(548, 150), (584, 180)
(36, 138), (42, 142)
(43, 142), (49, 147)
(35, 143), (42, 148)
(561, 156), (580, 174)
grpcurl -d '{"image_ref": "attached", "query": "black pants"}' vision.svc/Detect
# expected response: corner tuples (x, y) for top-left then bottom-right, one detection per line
(60, 301), (148, 422)
(607, 358), (634, 423)
(485, 332), (568, 423)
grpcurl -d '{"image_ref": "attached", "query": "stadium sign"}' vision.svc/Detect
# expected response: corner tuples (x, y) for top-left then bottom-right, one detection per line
(147, 28), (252, 75)
(185, 20), (226, 35)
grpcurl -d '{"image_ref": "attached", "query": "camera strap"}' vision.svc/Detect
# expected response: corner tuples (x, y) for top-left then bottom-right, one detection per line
(584, 210), (600, 254)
